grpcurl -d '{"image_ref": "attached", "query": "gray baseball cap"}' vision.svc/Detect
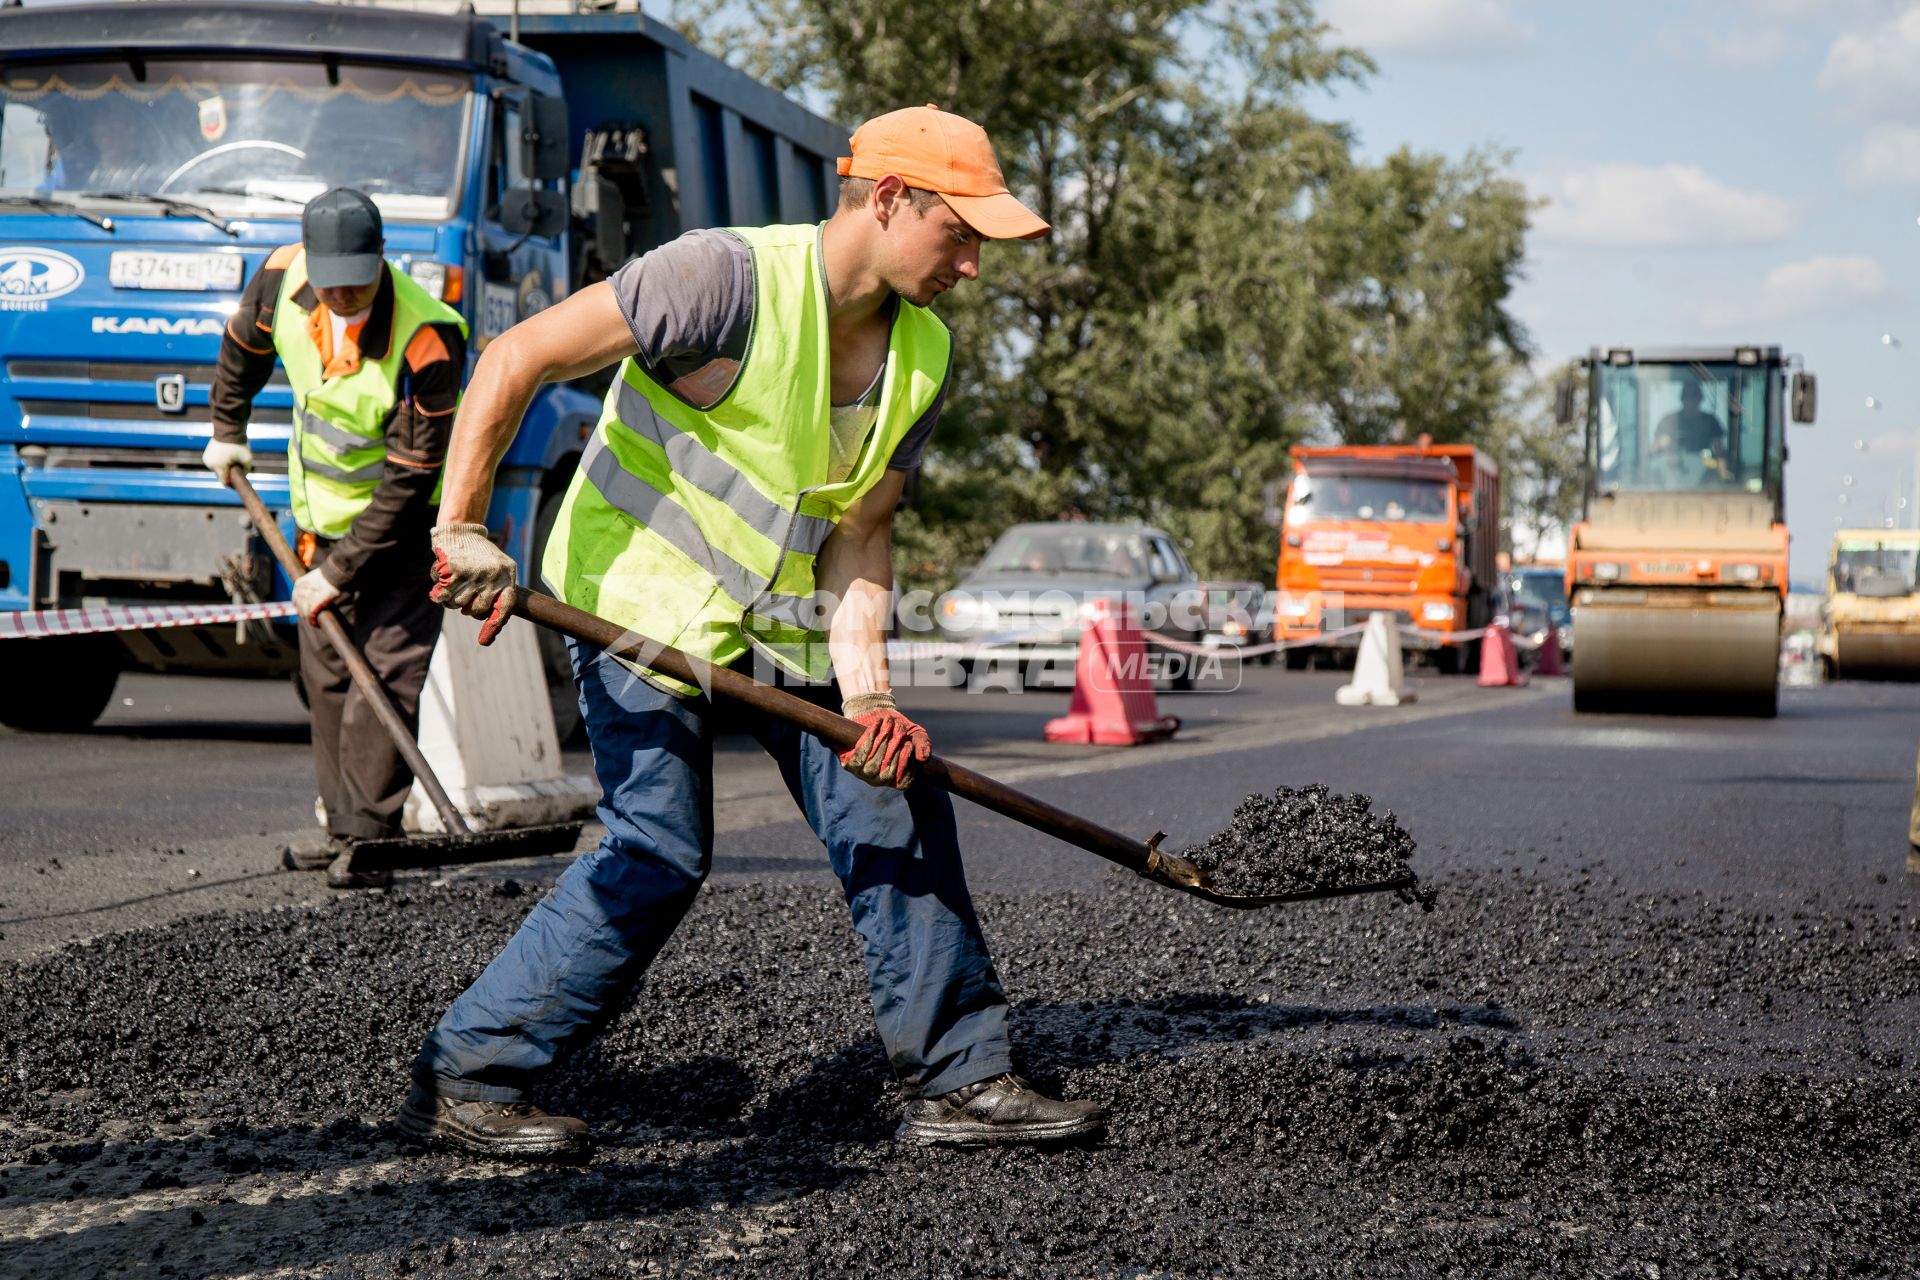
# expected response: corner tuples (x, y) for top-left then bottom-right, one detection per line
(302, 188), (384, 288)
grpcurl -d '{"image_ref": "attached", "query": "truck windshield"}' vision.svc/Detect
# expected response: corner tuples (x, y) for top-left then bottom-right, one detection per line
(1593, 361), (1771, 496)
(1288, 474), (1450, 522)
(1833, 542), (1919, 595)
(0, 59), (471, 222)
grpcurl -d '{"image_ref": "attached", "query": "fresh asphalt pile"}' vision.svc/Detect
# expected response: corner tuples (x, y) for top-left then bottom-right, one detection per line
(2, 862), (1917, 1277)
(1178, 783), (1433, 906)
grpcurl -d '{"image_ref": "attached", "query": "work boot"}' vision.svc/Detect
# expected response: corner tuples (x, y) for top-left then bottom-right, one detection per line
(897, 1073), (1106, 1147)
(324, 838), (392, 891)
(397, 1083), (591, 1163)
(281, 833), (336, 872)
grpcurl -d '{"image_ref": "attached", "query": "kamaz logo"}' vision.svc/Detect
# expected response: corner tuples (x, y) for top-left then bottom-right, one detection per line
(91, 316), (224, 336)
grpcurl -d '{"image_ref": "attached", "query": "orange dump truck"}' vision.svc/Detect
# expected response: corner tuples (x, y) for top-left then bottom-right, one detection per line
(1273, 443), (1500, 672)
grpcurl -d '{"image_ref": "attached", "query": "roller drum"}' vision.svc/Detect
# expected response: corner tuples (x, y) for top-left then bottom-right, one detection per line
(1832, 628), (1920, 677)
(1572, 595), (1780, 716)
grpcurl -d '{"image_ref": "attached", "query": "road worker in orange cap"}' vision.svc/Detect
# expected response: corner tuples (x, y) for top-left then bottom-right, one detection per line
(401, 105), (1106, 1161)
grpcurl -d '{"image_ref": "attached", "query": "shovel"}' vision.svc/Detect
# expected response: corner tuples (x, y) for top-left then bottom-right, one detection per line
(228, 470), (582, 875)
(499, 586), (1414, 909)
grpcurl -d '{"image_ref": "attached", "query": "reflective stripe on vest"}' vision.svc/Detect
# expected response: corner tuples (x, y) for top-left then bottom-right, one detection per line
(542, 222), (952, 687)
(270, 248), (468, 538)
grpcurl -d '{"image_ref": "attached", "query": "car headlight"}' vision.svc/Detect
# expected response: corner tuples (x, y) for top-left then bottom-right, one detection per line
(403, 259), (462, 302)
(1592, 562), (1622, 582)
(1421, 601), (1455, 623)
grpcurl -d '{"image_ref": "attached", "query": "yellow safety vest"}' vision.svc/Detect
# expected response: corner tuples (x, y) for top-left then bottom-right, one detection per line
(271, 249), (468, 538)
(541, 222), (951, 689)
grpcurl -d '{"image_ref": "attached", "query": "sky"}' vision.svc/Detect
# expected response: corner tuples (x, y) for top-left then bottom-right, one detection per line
(1305, 0), (1920, 585)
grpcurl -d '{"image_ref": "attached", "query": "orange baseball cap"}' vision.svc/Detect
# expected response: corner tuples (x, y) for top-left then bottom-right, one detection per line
(837, 104), (1049, 241)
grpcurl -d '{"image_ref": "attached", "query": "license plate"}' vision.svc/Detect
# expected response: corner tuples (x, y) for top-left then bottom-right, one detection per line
(109, 251), (244, 292)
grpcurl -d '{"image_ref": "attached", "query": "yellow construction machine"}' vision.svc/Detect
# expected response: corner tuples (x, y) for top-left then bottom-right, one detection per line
(1556, 346), (1816, 716)
(1817, 530), (1920, 679)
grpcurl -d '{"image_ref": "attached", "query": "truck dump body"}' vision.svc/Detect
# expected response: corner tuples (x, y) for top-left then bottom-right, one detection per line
(1274, 442), (1498, 672)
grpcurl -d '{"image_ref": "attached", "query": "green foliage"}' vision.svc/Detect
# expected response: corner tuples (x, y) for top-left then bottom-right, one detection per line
(676, 0), (1535, 590)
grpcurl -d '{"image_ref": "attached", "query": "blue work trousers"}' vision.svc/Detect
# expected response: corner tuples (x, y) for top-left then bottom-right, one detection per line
(412, 640), (1013, 1102)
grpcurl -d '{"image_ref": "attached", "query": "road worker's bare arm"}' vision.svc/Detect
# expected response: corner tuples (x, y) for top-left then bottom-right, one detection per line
(436, 282), (638, 526)
(819, 468), (906, 701)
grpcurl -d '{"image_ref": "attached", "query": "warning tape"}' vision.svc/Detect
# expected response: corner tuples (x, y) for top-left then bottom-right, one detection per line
(0, 599), (298, 640)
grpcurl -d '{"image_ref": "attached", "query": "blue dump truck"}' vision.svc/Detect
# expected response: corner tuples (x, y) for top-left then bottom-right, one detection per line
(0, 1), (847, 733)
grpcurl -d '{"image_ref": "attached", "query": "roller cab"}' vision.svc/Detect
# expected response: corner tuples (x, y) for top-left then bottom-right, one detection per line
(1560, 345), (1814, 716)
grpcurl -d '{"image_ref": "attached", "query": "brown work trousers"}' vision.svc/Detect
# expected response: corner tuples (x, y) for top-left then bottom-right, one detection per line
(299, 546), (443, 843)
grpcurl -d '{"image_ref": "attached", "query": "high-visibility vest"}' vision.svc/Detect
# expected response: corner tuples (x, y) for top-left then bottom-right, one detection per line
(542, 222), (951, 688)
(271, 248), (468, 538)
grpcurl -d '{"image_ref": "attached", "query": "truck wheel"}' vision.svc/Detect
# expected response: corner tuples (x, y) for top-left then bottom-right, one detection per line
(530, 489), (585, 745)
(0, 635), (121, 732)
(1283, 647), (1313, 671)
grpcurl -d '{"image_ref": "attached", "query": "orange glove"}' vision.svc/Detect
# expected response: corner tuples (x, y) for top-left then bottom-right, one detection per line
(838, 692), (930, 789)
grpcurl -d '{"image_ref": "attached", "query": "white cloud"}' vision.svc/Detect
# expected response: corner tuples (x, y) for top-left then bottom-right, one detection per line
(1532, 164), (1795, 248)
(1319, 0), (1534, 58)
(1843, 124), (1920, 187)
(1697, 256), (1890, 327)
(1817, 8), (1920, 121)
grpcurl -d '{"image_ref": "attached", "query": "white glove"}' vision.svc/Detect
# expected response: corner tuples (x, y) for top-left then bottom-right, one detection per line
(292, 567), (341, 626)
(203, 438), (252, 484)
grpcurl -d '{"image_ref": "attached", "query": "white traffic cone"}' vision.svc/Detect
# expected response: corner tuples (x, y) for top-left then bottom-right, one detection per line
(403, 610), (599, 833)
(1335, 612), (1417, 707)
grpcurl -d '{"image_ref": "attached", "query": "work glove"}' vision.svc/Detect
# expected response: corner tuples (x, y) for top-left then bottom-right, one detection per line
(838, 691), (930, 790)
(292, 567), (341, 626)
(430, 522), (517, 645)
(202, 438), (252, 485)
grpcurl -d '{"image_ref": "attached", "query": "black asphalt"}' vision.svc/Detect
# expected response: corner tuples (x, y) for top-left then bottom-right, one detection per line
(2, 668), (1917, 1276)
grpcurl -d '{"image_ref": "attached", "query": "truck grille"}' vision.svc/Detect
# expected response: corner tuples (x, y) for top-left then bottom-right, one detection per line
(1317, 570), (1419, 593)
(8, 359), (288, 387)
(16, 398), (292, 427)
(32, 445), (287, 473)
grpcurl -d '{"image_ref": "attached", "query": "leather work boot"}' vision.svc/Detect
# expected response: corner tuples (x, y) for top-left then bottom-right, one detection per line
(896, 1074), (1106, 1147)
(281, 833), (335, 872)
(397, 1083), (592, 1163)
(324, 837), (392, 890)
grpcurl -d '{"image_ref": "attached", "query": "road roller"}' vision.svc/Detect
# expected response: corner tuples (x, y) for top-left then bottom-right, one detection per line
(1817, 530), (1920, 680)
(1556, 345), (1816, 716)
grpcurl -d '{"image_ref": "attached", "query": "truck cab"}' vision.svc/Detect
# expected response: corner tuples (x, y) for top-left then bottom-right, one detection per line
(1273, 442), (1499, 673)
(0, 2), (847, 732)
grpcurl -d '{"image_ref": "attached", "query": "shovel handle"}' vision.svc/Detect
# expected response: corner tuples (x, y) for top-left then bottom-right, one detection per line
(504, 587), (1170, 882)
(227, 469), (471, 836)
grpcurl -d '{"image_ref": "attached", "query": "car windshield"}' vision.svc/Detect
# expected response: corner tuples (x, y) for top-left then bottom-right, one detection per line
(1288, 473), (1450, 522)
(979, 528), (1152, 577)
(1510, 570), (1567, 610)
(1593, 360), (1772, 496)
(0, 59), (472, 221)
(1833, 541), (1919, 595)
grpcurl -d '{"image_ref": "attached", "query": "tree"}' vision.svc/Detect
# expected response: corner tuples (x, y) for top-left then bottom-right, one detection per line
(676, 0), (1533, 586)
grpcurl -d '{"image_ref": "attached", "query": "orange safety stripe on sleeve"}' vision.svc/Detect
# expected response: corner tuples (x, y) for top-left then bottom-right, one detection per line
(384, 452), (440, 471)
(225, 320), (274, 355)
(264, 243), (301, 271)
(403, 324), (453, 371)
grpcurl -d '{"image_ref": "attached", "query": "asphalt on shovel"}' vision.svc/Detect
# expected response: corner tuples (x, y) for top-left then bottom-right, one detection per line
(501, 586), (1415, 909)
(228, 470), (582, 878)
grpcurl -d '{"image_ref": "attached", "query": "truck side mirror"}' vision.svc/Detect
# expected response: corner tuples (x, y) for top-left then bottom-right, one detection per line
(1791, 372), (1817, 424)
(572, 174), (627, 266)
(1553, 376), (1576, 426)
(524, 93), (571, 182)
(502, 187), (567, 238)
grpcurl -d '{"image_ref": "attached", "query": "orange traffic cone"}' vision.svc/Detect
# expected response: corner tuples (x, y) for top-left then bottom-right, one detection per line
(1477, 620), (1529, 688)
(1044, 599), (1181, 745)
(1533, 626), (1565, 676)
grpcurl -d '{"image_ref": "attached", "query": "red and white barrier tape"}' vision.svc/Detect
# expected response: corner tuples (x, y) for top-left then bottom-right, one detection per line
(0, 599), (297, 640)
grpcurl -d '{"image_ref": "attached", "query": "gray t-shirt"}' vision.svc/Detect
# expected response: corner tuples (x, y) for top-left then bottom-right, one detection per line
(608, 227), (946, 472)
